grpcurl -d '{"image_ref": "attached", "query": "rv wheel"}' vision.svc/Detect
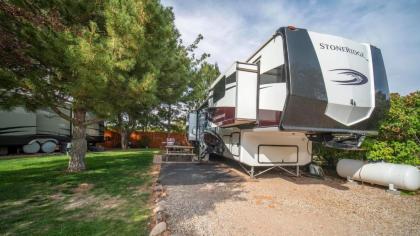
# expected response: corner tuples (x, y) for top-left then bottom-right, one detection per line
(41, 141), (57, 153)
(23, 142), (41, 154)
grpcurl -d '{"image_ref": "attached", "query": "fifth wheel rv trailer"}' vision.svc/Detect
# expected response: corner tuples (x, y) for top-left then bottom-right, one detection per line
(188, 26), (390, 177)
(0, 107), (104, 155)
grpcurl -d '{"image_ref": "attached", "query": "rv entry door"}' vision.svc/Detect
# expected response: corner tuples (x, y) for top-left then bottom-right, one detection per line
(187, 112), (197, 141)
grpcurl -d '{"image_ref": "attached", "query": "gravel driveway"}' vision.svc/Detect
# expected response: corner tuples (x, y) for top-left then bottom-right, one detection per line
(158, 160), (420, 236)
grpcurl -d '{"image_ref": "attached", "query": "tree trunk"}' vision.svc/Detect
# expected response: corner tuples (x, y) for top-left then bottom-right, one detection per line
(68, 109), (87, 172)
(118, 113), (129, 150)
(121, 127), (129, 149)
(167, 104), (172, 133)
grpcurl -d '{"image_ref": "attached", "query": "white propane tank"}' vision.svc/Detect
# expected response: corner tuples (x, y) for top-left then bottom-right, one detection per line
(337, 159), (420, 191)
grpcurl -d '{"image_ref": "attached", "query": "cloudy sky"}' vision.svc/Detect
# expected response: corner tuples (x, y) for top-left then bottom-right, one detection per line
(162, 0), (420, 94)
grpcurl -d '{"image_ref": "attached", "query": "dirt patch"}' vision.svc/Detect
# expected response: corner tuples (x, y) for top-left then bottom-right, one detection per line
(64, 194), (126, 214)
(64, 182), (125, 211)
(64, 195), (97, 210)
(100, 197), (125, 209)
(49, 193), (65, 201)
(161, 161), (420, 236)
(253, 194), (275, 207)
(72, 183), (94, 193)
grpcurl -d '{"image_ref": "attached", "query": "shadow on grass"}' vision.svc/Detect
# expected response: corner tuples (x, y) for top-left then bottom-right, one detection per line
(0, 151), (154, 236)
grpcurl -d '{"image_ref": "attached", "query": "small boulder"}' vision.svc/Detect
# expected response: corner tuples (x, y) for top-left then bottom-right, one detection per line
(157, 200), (167, 207)
(153, 205), (166, 214)
(201, 184), (215, 191)
(154, 185), (163, 192)
(156, 212), (165, 223)
(150, 222), (167, 236)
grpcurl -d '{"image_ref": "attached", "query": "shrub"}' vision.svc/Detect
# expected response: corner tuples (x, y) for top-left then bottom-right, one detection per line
(137, 136), (151, 148)
(366, 140), (420, 166)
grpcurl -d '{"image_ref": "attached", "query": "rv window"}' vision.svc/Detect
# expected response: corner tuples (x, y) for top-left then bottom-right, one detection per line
(260, 64), (285, 85)
(213, 76), (226, 103)
(225, 72), (236, 85)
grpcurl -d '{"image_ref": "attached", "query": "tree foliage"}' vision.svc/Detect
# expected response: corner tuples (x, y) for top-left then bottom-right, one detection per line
(184, 61), (220, 111)
(137, 36), (220, 134)
(0, 0), (192, 170)
(0, 0), (115, 171)
(103, 0), (189, 149)
(0, 1), (111, 118)
(364, 91), (420, 165)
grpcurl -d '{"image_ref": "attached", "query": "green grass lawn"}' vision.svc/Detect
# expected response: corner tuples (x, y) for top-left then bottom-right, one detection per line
(0, 150), (155, 236)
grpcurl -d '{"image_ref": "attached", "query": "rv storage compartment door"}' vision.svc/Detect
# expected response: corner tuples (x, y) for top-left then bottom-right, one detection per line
(280, 27), (389, 133)
(258, 145), (298, 164)
(235, 62), (258, 123)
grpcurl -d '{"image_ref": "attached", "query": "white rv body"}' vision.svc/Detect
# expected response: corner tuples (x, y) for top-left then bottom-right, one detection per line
(189, 27), (390, 176)
(0, 107), (104, 154)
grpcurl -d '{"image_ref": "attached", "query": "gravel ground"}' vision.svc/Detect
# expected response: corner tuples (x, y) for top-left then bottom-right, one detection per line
(158, 160), (420, 236)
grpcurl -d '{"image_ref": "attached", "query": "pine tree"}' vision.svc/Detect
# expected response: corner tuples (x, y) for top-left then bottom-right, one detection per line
(185, 61), (220, 110)
(0, 0), (191, 171)
(0, 1), (113, 171)
(104, 0), (191, 148)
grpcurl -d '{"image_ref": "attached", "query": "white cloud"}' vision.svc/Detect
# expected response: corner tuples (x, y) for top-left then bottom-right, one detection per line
(163, 0), (420, 94)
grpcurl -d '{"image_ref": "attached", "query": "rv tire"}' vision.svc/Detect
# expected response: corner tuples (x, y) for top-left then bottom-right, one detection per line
(41, 141), (57, 153)
(23, 142), (41, 154)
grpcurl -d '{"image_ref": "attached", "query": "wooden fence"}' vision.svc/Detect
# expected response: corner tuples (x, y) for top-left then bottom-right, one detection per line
(103, 130), (189, 148)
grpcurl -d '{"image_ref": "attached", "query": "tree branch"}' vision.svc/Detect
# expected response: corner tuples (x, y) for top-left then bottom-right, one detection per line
(50, 105), (74, 123)
(83, 118), (104, 126)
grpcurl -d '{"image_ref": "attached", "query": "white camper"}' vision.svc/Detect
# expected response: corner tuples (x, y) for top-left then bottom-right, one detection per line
(0, 107), (104, 154)
(188, 26), (390, 177)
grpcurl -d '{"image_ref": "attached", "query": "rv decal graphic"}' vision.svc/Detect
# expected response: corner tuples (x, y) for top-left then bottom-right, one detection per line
(329, 69), (368, 85)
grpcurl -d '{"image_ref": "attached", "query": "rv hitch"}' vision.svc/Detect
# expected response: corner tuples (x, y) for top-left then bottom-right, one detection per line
(307, 133), (366, 150)
(324, 134), (366, 150)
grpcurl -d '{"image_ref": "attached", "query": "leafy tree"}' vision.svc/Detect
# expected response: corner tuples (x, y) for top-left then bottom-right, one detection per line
(149, 34), (218, 134)
(376, 92), (419, 142)
(113, 0), (192, 147)
(104, 0), (181, 149)
(365, 92), (420, 165)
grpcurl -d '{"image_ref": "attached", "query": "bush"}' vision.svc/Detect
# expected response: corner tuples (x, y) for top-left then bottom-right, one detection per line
(137, 136), (151, 148)
(366, 140), (420, 166)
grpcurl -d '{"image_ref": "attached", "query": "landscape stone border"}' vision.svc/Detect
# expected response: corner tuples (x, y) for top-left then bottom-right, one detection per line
(149, 155), (170, 236)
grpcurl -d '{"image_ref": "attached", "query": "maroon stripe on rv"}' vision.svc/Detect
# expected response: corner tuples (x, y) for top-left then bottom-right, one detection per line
(258, 109), (281, 127)
(209, 107), (235, 126)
